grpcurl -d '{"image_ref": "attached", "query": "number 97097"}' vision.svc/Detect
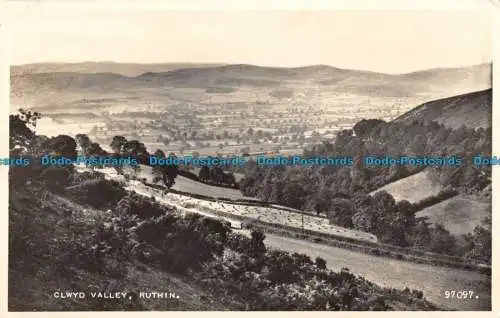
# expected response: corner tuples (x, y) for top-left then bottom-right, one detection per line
(444, 290), (477, 299)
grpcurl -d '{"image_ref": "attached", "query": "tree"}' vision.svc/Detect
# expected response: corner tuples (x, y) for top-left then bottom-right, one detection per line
(352, 119), (385, 137)
(44, 135), (78, 159)
(162, 153), (179, 188)
(396, 200), (416, 229)
(313, 188), (334, 215)
(209, 166), (224, 184)
(327, 198), (354, 228)
(282, 182), (306, 210)
(10, 109), (41, 149)
(372, 190), (397, 227)
(463, 217), (491, 264)
(428, 224), (456, 255)
(75, 134), (92, 155)
(123, 140), (149, 164)
(23, 134), (46, 155)
(110, 136), (128, 154)
(250, 230), (266, 257)
(267, 179), (285, 203)
(87, 142), (106, 157)
(223, 172), (236, 186)
(152, 149), (166, 184)
(199, 166), (210, 181)
(40, 166), (72, 192)
(315, 257), (327, 270)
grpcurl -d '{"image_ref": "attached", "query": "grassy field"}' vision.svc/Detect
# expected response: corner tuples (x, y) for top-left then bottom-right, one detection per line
(370, 170), (443, 203)
(370, 170), (491, 235)
(123, 179), (378, 243)
(172, 176), (251, 200)
(416, 196), (491, 236)
(87, 165), (377, 243)
(124, 165), (253, 200)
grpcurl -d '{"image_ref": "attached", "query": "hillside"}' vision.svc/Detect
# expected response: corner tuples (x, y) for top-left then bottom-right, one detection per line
(392, 88), (492, 129)
(369, 170), (491, 236)
(416, 196), (491, 236)
(369, 170), (443, 204)
(9, 189), (236, 311)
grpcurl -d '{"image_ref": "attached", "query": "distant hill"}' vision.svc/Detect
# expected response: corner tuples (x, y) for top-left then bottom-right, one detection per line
(10, 62), (226, 77)
(10, 62), (491, 112)
(392, 88), (492, 129)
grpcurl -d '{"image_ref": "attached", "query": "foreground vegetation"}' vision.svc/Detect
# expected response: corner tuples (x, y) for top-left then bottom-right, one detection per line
(9, 110), (440, 311)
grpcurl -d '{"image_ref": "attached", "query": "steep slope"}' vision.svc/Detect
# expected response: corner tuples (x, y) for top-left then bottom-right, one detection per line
(369, 170), (443, 204)
(392, 89), (492, 129)
(415, 196), (491, 236)
(9, 188), (236, 311)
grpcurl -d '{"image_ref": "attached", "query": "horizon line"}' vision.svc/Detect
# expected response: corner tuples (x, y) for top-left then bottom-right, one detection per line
(10, 60), (493, 76)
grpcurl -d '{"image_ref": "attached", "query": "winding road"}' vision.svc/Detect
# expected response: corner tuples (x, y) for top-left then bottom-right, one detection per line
(260, 232), (491, 311)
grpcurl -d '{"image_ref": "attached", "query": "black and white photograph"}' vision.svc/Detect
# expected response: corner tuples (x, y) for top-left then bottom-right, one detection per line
(6, 2), (494, 312)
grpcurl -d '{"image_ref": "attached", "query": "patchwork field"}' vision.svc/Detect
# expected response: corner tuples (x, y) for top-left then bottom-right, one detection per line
(81, 165), (377, 243)
(416, 196), (491, 235)
(370, 170), (442, 203)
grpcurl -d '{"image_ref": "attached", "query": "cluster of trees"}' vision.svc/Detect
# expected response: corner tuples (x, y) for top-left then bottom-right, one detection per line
(107, 135), (180, 189)
(150, 149), (179, 188)
(239, 118), (491, 261)
(8, 109), (180, 193)
(460, 216), (492, 264)
(198, 166), (237, 187)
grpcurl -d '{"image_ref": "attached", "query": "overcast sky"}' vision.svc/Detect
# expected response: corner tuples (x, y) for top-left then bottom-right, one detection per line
(5, 3), (493, 74)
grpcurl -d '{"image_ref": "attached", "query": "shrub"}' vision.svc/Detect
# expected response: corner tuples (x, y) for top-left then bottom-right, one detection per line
(66, 179), (127, 209)
(115, 193), (167, 219)
(250, 230), (266, 257)
(40, 166), (73, 192)
(130, 210), (230, 274)
(315, 257), (327, 270)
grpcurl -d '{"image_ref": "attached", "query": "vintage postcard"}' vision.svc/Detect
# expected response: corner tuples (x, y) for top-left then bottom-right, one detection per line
(3, 0), (496, 314)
